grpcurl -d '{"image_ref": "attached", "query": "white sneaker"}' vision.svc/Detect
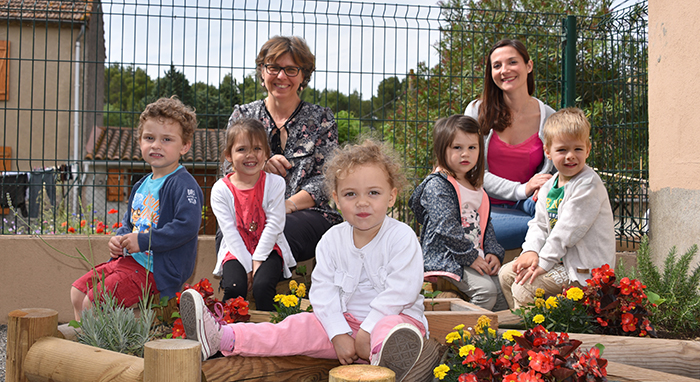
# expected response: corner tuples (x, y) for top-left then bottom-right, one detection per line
(180, 289), (223, 360)
(372, 323), (423, 382)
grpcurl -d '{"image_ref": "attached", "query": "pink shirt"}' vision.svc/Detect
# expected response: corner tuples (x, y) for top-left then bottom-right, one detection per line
(487, 132), (544, 205)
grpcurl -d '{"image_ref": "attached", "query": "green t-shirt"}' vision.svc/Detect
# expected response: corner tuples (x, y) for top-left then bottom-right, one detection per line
(546, 177), (565, 229)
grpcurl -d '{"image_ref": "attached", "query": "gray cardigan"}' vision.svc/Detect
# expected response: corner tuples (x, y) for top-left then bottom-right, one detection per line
(464, 98), (556, 201)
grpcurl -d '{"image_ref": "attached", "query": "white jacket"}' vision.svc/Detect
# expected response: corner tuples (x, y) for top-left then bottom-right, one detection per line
(522, 165), (616, 285)
(310, 217), (429, 340)
(211, 172), (296, 279)
(464, 98), (556, 201)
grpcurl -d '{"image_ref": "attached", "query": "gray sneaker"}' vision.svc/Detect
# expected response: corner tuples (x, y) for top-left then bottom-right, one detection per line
(372, 323), (423, 382)
(180, 289), (223, 360)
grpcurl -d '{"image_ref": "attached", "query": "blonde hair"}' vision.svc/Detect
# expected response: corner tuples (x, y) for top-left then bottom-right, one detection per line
(221, 118), (271, 164)
(542, 107), (591, 148)
(138, 97), (197, 144)
(324, 139), (407, 197)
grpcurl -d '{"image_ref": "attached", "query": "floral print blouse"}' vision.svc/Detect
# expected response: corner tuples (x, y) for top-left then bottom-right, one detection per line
(223, 100), (342, 225)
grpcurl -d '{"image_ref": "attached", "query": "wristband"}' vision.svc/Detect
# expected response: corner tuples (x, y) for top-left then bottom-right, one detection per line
(288, 199), (299, 212)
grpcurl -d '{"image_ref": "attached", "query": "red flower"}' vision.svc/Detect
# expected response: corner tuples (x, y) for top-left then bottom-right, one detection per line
(68, 227), (76, 233)
(96, 227), (104, 233)
(503, 374), (519, 382)
(171, 318), (186, 339)
(458, 374), (478, 382)
(528, 350), (555, 373)
(463, 347), (487, 365)
(80, 219), (87, 227)
(108, 208), (118, 214)
(596, 317), (608, 327)
(112, 222), (122, 228)
(621, 313), (637, 332)
(619, 277), (633, 295)
(519, 369), (545, 382)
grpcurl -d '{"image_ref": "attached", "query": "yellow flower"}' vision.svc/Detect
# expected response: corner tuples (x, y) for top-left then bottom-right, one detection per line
(433, 364), (450, 380)
(474, 325), (483, 335)
(289, 280), (298, 292)
(533, 314), (545, 324)
(545, 296), (558, 309)
(273, 294), (284, 302)
(445, 331), (461, 344)
(453, 324), (465, 331)
(459, 344), (476, 357)
(535, 288), (545, 298)
(566, 287), (584, 301)
(488, 328), (496, 336)
(476, 315), (491, 330)
(535, 298), (545, 308)
(296, 283), (307, 298)
(502, 330), (522, 341)
(463, 330), (472, 340)
(281, 295), (299, 308)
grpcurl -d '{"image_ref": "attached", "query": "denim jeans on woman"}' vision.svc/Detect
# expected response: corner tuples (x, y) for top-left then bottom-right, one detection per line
(490, 197), (536, 250)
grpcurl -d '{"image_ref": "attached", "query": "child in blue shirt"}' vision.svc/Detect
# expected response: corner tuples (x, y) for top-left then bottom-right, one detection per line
(70, 97), (204, 320)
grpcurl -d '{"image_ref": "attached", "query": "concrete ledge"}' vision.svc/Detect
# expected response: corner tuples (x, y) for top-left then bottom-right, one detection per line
(0, 234), (222, 325)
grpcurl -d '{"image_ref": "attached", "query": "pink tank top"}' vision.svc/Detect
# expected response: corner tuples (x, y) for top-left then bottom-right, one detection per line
(488, 132), (544, 205)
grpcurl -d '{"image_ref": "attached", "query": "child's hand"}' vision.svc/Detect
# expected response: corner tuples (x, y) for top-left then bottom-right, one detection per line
(513, 251), (539, 275)
(355, 329), (371, 362)
(331, 333), (358, 365)
(516, 265), (547, 285)
(119, 233), (140, 254)
(485, 254), (501, 275)
(252, 260), (262, 276)
(469, 256), (491, 276)
(108, 235), (123, 258)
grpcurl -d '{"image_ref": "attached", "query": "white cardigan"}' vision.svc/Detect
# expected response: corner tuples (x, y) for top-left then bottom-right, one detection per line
(211, 172), (296, 279)
(522, 165), (616, 285)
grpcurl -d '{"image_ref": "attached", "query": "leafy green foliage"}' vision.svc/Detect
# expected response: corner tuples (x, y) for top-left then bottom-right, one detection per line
(620, 236), (700, 336)
(513, 287), (595, 334)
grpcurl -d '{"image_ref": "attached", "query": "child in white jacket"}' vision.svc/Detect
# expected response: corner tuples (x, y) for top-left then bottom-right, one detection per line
(498, 108), (615, 309)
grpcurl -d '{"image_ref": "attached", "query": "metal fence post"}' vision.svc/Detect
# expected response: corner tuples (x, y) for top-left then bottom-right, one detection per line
(562, 15), (577, 108)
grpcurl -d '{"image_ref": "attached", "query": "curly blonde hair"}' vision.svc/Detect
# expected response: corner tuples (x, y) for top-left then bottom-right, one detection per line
(137, 97), (197, 144)
(323, 139), (407, 197)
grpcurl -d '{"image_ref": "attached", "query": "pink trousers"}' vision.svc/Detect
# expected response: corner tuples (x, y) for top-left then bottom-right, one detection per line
(223, 312), (425, 361)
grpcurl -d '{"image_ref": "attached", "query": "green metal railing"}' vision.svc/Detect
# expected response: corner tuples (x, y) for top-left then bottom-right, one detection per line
(0, 0), (648, 245)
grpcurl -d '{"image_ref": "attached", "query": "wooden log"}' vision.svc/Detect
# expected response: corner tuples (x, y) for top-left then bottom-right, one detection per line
(144, 339), (201, 382)
(6, 308), (58, 382)
(202, 355), (341, 382)
(23, 337), (143, 382)
(329, 365), (395, 382)
(606, 360), (700, 382)
(571, 332), (700, 379)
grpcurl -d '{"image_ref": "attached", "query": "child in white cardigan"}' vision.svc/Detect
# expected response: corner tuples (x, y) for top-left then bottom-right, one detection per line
(181, 139), (427, 382)
(498, 108), (615, 309)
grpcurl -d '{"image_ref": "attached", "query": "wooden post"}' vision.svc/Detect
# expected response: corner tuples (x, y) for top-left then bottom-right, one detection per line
(329, 365), (395, 382)
(23, 337), (143, 382)
(6, 308), (57, 382)
(143, 339), (201, 382)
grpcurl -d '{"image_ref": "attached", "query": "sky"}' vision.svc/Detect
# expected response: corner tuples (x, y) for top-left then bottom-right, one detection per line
(102, 0), (643, 100)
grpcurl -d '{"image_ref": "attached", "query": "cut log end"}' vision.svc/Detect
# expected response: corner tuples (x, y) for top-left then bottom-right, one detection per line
(329, 365), (395, 382)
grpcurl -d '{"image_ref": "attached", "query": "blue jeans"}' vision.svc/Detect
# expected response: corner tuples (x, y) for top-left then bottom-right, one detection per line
(490, 198), (536, 250)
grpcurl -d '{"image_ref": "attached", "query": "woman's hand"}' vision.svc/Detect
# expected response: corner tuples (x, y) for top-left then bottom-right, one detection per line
(332, 334), (358, 365)
(524, 173), (552, 197)
(265, 154), (292, 177)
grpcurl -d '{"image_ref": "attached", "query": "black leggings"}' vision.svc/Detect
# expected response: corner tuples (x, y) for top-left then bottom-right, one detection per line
(221, 254), (283, 311)
(283, 209), (334, 263)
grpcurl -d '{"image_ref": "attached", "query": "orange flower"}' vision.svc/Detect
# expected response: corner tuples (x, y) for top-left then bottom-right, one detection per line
(61, 221), (67, 227)
(80, 220), (87, 227)
(108, 209), (118, 214)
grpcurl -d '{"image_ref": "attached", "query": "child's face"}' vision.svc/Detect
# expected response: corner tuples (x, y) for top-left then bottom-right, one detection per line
(445, 130), (480, 183)
(225, 134), (266, 180)
(545, 134), (591, 185)
(332, 164), (398, 245)
(140, 117), (191, 179)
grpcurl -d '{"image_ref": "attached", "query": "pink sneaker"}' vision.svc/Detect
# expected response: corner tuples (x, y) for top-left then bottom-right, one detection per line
(372, 323), (423, 382)
(180, 289), (223, 360)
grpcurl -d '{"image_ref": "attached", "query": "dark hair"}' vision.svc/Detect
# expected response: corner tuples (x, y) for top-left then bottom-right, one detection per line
(433, 115), (485, 189)
(255, 36), (315, 94)
(221, 118), (271, 164)
(138, 97), (197, 144)
(479, 39), (535, 135)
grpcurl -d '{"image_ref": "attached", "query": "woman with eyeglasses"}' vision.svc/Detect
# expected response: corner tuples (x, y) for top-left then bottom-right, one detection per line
(219, 35), (341, 280)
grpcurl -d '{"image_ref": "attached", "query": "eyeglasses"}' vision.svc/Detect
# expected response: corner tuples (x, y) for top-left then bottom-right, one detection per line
(264, 64), (301, 77)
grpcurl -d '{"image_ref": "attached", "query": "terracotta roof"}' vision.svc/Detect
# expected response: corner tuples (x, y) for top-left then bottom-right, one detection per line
(85, 126), (226, 164)
(0, 1), (95, 22)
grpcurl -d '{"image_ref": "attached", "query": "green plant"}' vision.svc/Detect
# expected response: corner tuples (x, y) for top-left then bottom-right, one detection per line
(270, 280), (312, 323)
(514, 287), (595, 334)
(620, 236), (700, 336)
(422, 288), (443, 311)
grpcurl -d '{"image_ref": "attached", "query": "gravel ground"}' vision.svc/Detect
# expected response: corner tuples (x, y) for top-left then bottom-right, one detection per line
(1, 324), (6, 382)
